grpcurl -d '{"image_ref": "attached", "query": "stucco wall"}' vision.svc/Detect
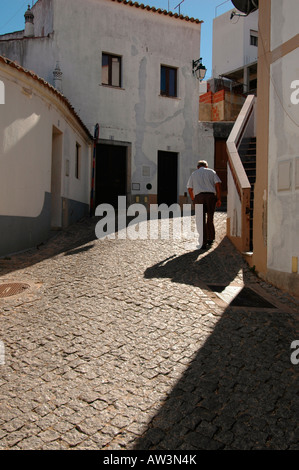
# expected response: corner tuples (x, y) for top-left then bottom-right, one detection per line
(0, 0), (203, 201)
(55, 0), (202, 198)
(0, 60), (91, 256)
(270, 0), (298, 50)
(30, 0), (54, 37)
(267, 49), (299, 275)
(212, 9), (258, 77)
(252, 0), (299, 296)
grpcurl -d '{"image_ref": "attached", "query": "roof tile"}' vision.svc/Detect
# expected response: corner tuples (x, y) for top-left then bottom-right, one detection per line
(110, 0), (202, 23)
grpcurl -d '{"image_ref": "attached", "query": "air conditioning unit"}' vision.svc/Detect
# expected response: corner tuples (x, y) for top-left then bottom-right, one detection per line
(231, 0), (259, 15)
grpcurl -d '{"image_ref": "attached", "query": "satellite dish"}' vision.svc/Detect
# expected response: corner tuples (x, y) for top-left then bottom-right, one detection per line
(231, 0), (259, 15)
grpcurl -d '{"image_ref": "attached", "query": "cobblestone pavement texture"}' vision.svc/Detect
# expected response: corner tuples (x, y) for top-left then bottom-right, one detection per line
(0, 212), (298, 450)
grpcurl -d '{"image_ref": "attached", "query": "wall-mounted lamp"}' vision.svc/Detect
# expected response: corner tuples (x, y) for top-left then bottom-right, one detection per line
(192, 58), (207, 81)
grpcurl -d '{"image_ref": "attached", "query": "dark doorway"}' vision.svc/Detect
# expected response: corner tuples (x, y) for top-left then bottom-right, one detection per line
(157, 151), (178, 205)
(214, 139), (228, 197)
(95, 144), (127, 208)
(51, 126), (63, 229)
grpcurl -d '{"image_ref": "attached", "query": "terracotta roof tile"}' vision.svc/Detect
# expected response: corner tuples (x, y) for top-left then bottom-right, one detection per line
(110, 0), (202, 23)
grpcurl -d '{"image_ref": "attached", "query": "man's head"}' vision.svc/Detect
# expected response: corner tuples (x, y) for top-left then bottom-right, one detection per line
(197, 160), (208, 169)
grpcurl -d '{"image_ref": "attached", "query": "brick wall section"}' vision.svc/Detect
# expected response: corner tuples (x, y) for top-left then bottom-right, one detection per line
(199, 103), (212, 121)
(199, 89), (245, 122)
(213, 89), (225, 103)
(212, 101), (224, 121)
(199, 91), (213, 104)
(199, 91), (212, 120)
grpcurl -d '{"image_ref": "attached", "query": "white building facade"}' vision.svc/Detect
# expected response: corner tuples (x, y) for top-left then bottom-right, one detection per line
(0, 0), (203, 210)
(252, 0), (299, 296)
(0, 56), (92, 257)
(223, 0), (299, 297)
(212, 8), (258, 93)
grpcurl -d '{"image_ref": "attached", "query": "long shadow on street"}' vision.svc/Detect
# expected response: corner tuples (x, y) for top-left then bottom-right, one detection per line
(0, 217), (97, 277)
(0, 210), (196, 277)
(0, 213), (148, 277)
(133, 239), (299, 450)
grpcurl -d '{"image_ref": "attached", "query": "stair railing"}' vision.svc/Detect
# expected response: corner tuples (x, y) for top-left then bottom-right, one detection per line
(226, 94), (256, 253)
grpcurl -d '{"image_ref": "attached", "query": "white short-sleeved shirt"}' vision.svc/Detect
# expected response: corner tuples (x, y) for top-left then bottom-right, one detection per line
(187, 167), (221, 196)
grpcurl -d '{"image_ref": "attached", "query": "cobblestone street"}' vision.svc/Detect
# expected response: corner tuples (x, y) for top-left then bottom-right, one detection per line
(0, 212), (298, 450)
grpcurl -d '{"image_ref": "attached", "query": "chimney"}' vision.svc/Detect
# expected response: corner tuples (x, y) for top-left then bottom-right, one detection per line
(24, 5), (34, 38)
(53, 62), (63, 93)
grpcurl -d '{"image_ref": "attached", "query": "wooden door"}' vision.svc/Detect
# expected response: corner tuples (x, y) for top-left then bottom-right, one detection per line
(214, 139), (228, 197)
(95, 144), (127, 208)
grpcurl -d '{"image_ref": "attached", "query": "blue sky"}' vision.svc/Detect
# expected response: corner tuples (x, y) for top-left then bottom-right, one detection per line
(0, 0), (234, 79)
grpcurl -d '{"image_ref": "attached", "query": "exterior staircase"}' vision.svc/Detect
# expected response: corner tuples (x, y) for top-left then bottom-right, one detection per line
(238, 137), (256, 251)
(226, 94), (256, 254)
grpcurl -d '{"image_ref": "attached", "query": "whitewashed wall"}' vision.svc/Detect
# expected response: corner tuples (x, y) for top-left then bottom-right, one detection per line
(0, 61), (92, 256)
(212, 9), (258, 77)
(267, 42), (299, 274)
(56, 0), (202, 197)
(0, 0), (203, 200)
(270, 0), (298, 50)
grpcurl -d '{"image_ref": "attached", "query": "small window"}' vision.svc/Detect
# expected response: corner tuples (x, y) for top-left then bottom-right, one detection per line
(75, 142), (81, 179)
(102, 53), (121, 87)
(250, 30), (258, 47)
(161, 65), (177, 98)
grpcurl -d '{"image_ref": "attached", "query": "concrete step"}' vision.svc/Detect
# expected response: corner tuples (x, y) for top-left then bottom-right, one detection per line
(239, 152), (256, 158)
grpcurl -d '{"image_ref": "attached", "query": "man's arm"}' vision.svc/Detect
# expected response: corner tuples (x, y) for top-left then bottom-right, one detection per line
(187, 174), (194, 202)
(188, 187), (194, 202)
(215, 182), (221, 207)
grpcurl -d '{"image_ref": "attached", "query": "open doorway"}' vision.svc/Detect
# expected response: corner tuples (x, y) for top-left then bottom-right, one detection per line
(51, 126), (63, 229)
(157, 151), (178, 205)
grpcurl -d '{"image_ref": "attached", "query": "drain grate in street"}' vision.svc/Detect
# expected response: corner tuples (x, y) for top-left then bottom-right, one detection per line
(0, 283), (30, 298)
(207, 285), (277, 309)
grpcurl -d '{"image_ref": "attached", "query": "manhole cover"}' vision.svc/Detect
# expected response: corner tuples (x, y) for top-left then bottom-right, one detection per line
(0, 283), (30, 298)
(207, 285), (277, 309)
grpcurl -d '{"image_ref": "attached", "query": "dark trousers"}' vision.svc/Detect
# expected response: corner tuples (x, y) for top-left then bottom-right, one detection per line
(194, 192), (217, 245)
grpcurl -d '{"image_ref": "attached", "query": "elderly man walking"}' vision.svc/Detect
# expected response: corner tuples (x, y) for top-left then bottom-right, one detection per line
(187, 160), (222, 249)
